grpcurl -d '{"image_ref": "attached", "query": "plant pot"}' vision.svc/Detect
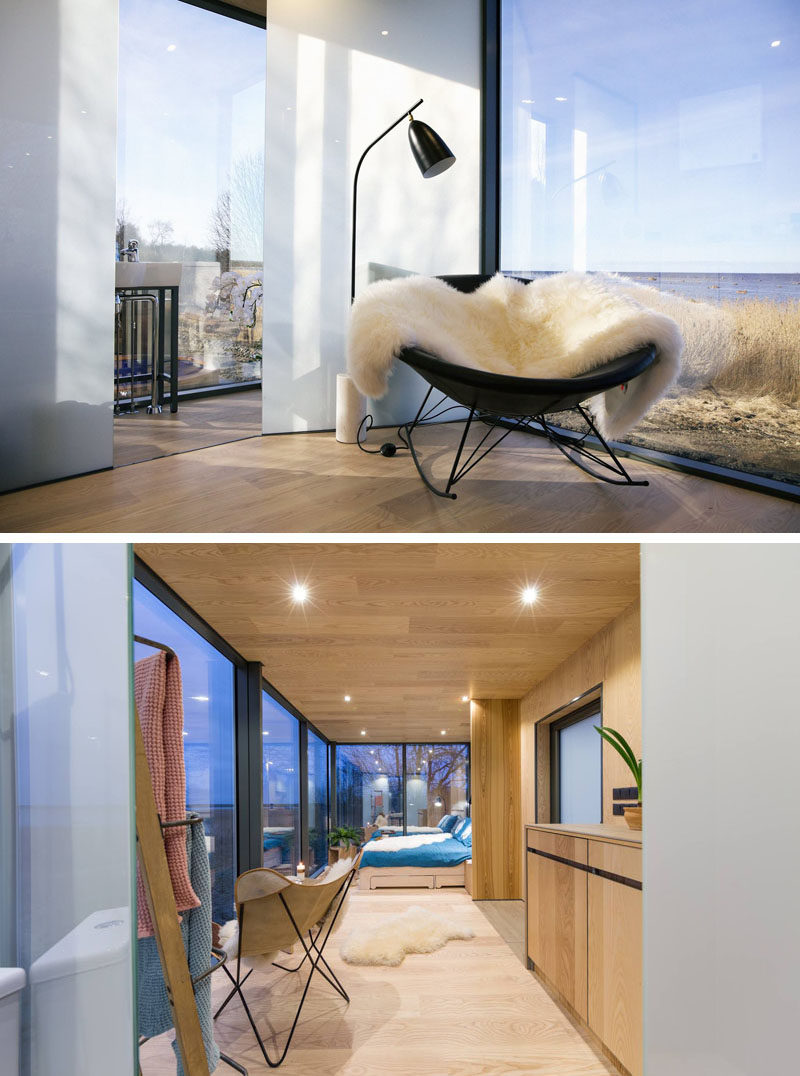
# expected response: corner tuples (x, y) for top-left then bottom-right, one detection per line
(624, 806), (642, 831)
(338, 844), (357, 860)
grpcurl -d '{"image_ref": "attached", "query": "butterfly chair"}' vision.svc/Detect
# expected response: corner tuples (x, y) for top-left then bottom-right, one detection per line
(393, 274), (657, 498)
(213, 855), (361, 1068)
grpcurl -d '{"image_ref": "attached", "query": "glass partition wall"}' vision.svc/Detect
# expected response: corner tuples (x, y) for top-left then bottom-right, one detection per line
(500, 0), (800, 489)
(335, 744), (470, 839)
(117, 0), (265, 399)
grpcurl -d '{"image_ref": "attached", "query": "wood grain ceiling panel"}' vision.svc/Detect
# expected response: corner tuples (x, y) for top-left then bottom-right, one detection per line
(135, 543), (640, 742)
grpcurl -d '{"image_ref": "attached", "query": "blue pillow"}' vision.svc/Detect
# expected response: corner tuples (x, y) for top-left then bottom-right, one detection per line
(436, 814), (457, 832)
(451, 817), (472, 842)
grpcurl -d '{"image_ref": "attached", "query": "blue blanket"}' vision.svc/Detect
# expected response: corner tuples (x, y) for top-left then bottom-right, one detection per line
(360, 835), (471, 869)
(138, 817), (220, 1074)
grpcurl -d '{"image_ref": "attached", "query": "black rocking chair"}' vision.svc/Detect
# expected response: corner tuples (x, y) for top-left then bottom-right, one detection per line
(393, 274), (658, 499)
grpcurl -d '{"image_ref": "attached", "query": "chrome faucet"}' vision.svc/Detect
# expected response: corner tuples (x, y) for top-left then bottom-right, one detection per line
(119, 239), (139, 262)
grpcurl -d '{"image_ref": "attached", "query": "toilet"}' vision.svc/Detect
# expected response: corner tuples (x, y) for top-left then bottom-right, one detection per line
(29, 908), (130, 1076)
(0, 967), (25, 1075)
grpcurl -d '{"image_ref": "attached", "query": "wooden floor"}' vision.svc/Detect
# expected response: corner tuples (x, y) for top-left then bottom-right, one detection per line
(473, 899), (526, 965)
(113, 390), (261, 467)
(2, 423), (798, 533)
(139, 888), (615, 1076)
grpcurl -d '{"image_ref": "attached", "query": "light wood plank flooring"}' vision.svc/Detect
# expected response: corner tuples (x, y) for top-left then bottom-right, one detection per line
(114, 390), (261, 467)
(2, 423), (798, 533)
(474, 899), (526, 965)
(139, 888), (615, 1076)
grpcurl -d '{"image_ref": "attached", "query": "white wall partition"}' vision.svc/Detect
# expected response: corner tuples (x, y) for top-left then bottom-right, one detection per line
(263, 0), (481, 433)
(0, 1), (118, 492)
(3, 544), (134, 1076)
(641, 543), (800, 1075)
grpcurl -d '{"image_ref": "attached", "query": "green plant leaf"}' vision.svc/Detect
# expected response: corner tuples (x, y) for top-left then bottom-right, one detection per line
(595, 726), (641, 790)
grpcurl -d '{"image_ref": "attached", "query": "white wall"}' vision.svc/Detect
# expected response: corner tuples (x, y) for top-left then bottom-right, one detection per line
(0, 1), (118, 492)
(641, 543), (800, 1075)
(9, 543), (134, 1075)
(263, 0), (481, 433)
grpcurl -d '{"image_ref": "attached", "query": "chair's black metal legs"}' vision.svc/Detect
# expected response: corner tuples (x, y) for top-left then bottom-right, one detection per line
(214, 872), (356, 1068)
(539, 405), (649, 486)
(397, 387), (648, 494)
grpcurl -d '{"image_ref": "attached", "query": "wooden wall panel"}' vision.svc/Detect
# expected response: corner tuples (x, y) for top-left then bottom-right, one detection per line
(471, 698), (521, 899)
(520, 600), (641, 834)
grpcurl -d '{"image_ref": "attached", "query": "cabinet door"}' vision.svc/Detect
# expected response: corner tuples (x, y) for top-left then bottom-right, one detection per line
(526, 841), (588, 1021)
(588, 866), (642, 1076)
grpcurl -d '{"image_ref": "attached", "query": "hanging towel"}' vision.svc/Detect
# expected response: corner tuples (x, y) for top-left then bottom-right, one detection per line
(138, 817), (221, 1074)
(135, 651), (200, 938)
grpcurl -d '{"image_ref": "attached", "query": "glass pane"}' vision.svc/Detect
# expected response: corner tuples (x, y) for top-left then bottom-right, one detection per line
(405, 745), (470, 830)
(133, 580), (236, 923)
(335, 745), (403, 840)
(500, 0), (800, 487)
(262, 692), (300, 874)
(307, 730), (328, 875)
(558, 714), (602, 824)
(117, 0), (265, 394)
(5, 545), (134, 1076)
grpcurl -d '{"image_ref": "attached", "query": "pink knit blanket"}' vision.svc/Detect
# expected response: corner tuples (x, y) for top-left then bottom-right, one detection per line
(136, 651), (200, 938)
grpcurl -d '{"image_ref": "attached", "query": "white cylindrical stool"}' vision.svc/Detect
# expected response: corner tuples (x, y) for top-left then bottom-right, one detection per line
(336, 373), (367, 443)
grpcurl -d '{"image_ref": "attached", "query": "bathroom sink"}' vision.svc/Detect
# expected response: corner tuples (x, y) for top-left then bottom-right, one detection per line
(115, 262), (182, 288)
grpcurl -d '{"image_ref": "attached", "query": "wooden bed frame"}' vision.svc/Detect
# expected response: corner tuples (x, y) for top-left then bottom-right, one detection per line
(358, 862), (467, 891)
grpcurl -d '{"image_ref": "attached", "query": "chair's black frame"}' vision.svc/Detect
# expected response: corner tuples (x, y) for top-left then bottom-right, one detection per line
(212, 867), (358, 1069)
(393, 274), (657, 499)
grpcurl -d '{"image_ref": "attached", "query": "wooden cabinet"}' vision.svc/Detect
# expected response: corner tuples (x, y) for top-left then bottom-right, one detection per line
(526, 825), (642, 1076)
(526, 831), (589, 1020)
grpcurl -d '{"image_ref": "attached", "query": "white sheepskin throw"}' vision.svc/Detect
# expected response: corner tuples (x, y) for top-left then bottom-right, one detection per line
(347, 272), (684, 440)
(338, 905), (474, 967)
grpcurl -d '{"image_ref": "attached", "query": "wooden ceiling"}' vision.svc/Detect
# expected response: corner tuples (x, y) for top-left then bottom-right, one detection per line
(135, 544), (640, 742)
(223, 0), (265, 18)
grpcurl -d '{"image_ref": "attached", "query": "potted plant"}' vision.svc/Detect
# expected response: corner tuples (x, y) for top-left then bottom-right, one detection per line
(594, 726), (642, 830)
(327, 826), (362, 863)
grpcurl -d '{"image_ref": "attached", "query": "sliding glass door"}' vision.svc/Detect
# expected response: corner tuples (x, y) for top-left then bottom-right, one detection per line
(307, 730), (329, 874)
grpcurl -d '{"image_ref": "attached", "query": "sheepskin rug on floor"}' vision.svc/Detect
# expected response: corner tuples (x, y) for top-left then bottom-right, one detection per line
(347, 271), (685, 440)
(338, 905), (475, 967)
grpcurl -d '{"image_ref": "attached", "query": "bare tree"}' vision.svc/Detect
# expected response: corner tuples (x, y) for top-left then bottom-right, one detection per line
(147, 218), (175, 249)
(209, 189), (231, 273)
(115, 199), (140, 251)
(230, 150), (264, 262)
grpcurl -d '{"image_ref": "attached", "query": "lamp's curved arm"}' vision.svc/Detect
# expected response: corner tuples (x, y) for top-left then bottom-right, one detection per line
(351, 99), (424, 303)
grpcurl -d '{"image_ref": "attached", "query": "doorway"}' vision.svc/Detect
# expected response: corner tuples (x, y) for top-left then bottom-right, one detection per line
(114, 0), (265, 467)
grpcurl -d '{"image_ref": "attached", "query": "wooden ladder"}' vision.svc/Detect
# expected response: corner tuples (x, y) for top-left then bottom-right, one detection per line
(135, 707), (210, 1076)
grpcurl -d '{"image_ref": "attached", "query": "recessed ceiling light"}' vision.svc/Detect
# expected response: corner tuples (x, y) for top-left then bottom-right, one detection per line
(291, 582), (309, 603)
(521, 585), (539, 605)
(190, 695), (209, 702)
(166, 44), (177, 52)
(440, 729), (447, 736)
(380, 29), (389, 36)
(262, 730), (269, 736)
(461, 695), (469, 703)
(555, 96), (567, 102)
(344, 694), (351, 702)
(360, 729), (367, 736)
(771, 40), (781, 47)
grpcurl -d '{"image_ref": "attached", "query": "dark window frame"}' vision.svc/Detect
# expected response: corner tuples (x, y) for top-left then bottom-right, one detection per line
(548, 700), (604, 824)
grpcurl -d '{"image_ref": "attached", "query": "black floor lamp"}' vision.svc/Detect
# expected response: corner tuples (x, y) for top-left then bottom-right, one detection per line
(350, 98), (456, 302)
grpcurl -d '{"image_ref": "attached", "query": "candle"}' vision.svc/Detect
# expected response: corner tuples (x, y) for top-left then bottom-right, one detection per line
(296, 862), (306, 880)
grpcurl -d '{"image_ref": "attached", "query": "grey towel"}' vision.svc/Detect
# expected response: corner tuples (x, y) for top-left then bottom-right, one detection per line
(138, 816), (221, 1074)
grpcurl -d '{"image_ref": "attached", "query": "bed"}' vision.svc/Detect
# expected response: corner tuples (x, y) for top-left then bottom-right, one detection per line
(358, 819), (472, 891)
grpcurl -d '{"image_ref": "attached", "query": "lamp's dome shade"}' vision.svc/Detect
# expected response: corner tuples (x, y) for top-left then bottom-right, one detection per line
(408, 119), (456, 178)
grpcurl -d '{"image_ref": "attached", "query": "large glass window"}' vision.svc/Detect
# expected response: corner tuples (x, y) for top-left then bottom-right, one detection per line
(405, 744), (469, 829)
(117, 0), (265, 394)
(552, 711), (602, 825)
(335, 746), (403, 839)
(307, 730), (328, 875)
(336, 744), (469, 838)
(500, 0), (800, 487)
(133, 579), (236, 923)
(262, 692), (300, 874)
